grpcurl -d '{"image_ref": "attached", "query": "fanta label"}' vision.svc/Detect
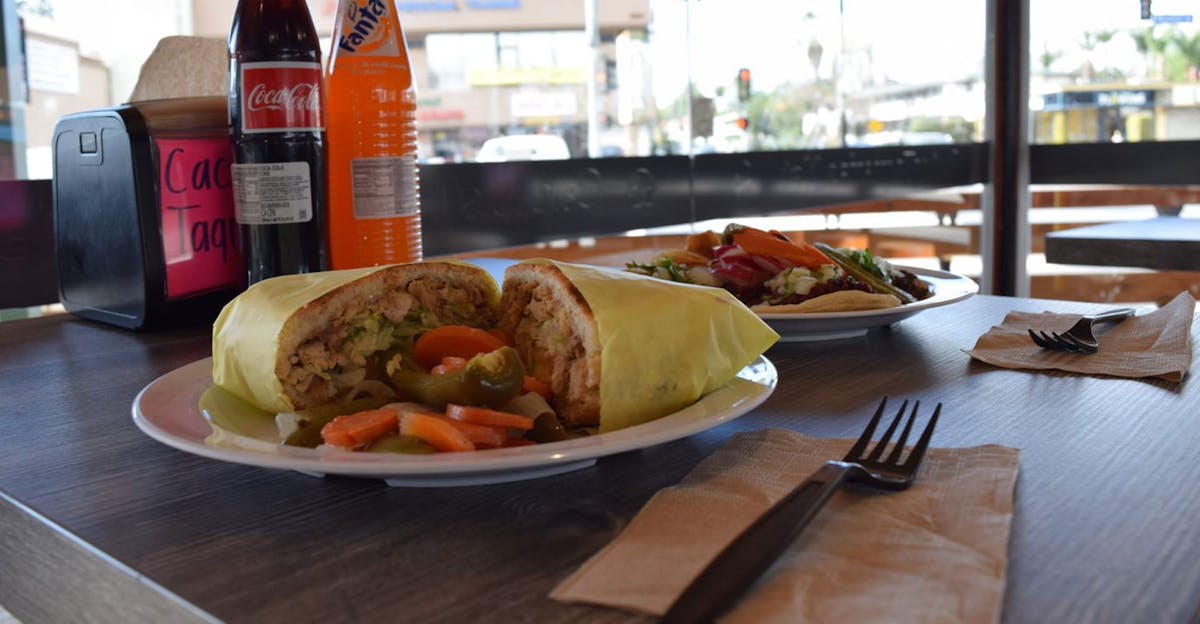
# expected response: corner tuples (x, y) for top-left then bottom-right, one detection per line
(336, 0), (401, 56)
(239, 61), (325, 133)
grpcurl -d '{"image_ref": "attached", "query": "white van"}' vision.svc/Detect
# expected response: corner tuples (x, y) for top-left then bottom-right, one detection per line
(475, 135), (571, 162)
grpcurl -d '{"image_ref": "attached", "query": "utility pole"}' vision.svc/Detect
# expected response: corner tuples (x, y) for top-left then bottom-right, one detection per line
(584, 0), (601, 158)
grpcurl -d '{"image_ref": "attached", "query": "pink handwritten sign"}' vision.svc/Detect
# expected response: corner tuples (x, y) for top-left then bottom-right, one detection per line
(156, 137), (245, 299)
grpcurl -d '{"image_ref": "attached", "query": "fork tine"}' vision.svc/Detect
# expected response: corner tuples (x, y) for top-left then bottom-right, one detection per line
(866, 399), (911, 461)
(845, 397), (890, 460)
(1039, 330), (1065, 350)
(900, 403), (942, 472)
(1028, 329), (1052, 348)
(884, 401), (919, 464)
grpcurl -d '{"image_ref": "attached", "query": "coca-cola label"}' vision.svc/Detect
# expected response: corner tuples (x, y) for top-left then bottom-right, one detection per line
(231, 162), (314, 225)
(336, 0), (401, 56)
(155, 136), (245, 299)
(239, 62), (325, 133)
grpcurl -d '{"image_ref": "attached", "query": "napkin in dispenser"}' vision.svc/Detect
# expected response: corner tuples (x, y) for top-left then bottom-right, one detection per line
(52, 36), (243, 329)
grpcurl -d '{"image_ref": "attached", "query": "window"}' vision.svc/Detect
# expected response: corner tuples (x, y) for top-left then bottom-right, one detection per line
(425, 33), (498, 90)
(11, 0), (1198, 305)
(6, 0), (993, 171)
(1030, 1), (1200, 144)
(1026, 0), (1200, 305)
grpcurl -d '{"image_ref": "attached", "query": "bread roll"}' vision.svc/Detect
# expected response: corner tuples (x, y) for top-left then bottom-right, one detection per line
(499, 259), (778, 432)
(212, 261), (500, 413)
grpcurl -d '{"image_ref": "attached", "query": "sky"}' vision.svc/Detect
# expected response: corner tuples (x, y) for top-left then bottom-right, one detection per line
(646, 0), (985, 104)
(24, 0), (1200, 110)
(646, 0), (1198, 106)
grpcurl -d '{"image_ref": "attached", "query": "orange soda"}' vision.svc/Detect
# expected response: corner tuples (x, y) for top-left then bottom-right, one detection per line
(325, 0), (421, 268)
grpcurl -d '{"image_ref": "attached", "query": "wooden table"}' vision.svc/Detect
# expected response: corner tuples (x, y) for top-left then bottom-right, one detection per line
(2, 278), (1200, 623)
(1044, 216), (1200, 271)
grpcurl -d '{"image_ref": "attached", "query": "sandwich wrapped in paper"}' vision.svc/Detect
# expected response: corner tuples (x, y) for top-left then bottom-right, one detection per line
(499, 259), (779, 432)
(212, 261), (501, 414)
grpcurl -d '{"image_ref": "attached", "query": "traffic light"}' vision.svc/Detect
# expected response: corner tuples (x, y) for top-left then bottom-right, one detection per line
(737, 68), (751, 101)
(736, 117), (749, 131)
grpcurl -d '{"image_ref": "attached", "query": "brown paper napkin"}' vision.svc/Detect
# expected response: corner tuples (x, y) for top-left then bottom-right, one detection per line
(129, 36), (228, 102)
(551, 429), (1020, 623)
(964, 291), (1196, 382)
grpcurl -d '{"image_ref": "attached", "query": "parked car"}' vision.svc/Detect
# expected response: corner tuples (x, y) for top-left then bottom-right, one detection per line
(475, 134), (571, 162)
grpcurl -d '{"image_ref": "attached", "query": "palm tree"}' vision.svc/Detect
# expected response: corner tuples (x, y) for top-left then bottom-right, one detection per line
(16, 0), (53, 17)
(1166, 30), (1200, 81)
(1076, 29), (1117, 82)
(1132, 26), (1171, 80)
(1037, 44), (1063, 76)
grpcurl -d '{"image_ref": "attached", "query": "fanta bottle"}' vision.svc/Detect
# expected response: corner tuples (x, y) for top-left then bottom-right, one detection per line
(325, 0), (422, 268)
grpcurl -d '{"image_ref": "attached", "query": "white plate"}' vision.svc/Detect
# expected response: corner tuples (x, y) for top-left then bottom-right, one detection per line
(754, 266), (979, 342)
(132, 356), (777, 487)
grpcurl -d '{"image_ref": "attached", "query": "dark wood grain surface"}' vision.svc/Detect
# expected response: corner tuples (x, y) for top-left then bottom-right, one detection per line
(1044, 216), (1200, 271)
(2, 295), (1200, 623)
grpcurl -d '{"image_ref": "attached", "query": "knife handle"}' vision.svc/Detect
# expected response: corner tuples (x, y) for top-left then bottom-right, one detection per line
(662, 461), (852, 624)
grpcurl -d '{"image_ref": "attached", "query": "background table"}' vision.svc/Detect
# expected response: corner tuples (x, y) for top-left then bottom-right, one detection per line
(1044, 216), (1200, 271)
(2, 293), (1199, 623)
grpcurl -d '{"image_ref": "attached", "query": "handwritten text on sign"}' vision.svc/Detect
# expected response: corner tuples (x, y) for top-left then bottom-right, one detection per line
(157, 137), (245, 299)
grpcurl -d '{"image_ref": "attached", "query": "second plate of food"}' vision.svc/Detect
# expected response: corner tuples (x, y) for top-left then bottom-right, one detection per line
(752, 265), (979, 341)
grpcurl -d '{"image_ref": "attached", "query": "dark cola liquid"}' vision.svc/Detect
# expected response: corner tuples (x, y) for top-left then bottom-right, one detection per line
(230, 133), (328, 284)
(229, 0), (328, 284)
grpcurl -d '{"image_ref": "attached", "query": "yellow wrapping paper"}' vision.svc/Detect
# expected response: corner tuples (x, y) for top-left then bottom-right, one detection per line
(212, 266), (390, 414)
(527, 260), (780, 432)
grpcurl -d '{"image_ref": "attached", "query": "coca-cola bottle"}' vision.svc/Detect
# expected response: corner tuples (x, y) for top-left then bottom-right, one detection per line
(228, 0), (328, 284)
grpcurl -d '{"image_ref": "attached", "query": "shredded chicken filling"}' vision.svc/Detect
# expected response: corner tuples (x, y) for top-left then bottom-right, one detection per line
(283, 277), (491, 405)
(513, 283), (598, 422)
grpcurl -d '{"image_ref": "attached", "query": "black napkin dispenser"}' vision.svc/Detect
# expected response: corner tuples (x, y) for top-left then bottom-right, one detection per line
(52, 97), (245, 330)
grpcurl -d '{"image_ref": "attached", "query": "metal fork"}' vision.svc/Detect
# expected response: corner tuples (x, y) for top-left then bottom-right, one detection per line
(1027, 307), (1136, 354)
(662, 398), (941, 624)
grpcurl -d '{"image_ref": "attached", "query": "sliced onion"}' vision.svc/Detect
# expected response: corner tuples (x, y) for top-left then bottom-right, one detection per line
(715, 253), (760, 273)
(344, 380), (397, 401)
(712, 262), (764, 289)
(687, 265), (723, 287)
(713, 244), (746, 260)
(503, 392), (556, 420)
(751, 254), (791, 273)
